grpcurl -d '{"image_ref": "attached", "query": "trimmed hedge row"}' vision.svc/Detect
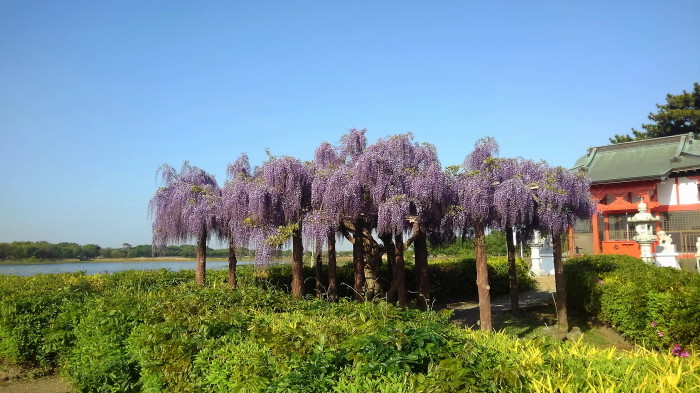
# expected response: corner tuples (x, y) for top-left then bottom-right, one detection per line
(565, 254), (700, 350)
(0, 270), (698, 392)
(262, 256), (536, 302)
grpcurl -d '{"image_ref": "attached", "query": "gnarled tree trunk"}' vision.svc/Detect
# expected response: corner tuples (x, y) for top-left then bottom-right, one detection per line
(506, 226), (519, 315)
(413, 222), (430, 310)
(474, 221), (492, 331)
(228, 236), (237, 289)
(291, 225), (304, 299)
(314, 246), (323, 298)
(327, 232), (338, 302)
(553, 234), (568, 330)
(352, 220), (366, 301)
(363, 233), (384, 300)
(394, 234), (407, 307)
(195, 228), (207, 286)
(380, 234), (397, 302)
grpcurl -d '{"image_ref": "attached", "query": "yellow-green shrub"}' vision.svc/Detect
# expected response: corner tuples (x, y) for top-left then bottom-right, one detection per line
(566, 255), (700, 350)
(1, 269), (698, 393)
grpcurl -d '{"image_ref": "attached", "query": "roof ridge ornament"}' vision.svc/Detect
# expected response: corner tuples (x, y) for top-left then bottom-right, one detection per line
(670, 134), (688, 163)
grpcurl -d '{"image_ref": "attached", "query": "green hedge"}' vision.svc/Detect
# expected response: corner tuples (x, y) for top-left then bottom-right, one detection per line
(259, 256), (536, 302)
(565, 254), (700, 350)
(0, 270), (698, 392)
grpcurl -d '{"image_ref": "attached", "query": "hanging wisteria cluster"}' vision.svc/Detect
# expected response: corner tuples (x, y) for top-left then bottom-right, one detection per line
(149, 161), (221, 252)
(246, 155), (313, 266)
(534, 166), (597, 236)
(221, 153), (258, 259)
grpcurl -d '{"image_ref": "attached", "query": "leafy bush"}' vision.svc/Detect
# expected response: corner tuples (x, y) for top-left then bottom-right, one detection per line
(252, 257), (535, 303)
(424, 256), (536, 300)
(63, 294), (145, 392)
(565, 254), (700, 350)
(1, 269), (698, 392)
(427, 231), (509, 259)
(564, 254), (641, 314)
(0, 273), (101, 367)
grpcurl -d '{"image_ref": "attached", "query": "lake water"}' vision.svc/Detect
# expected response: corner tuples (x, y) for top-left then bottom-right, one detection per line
(0, 260), (260, 277)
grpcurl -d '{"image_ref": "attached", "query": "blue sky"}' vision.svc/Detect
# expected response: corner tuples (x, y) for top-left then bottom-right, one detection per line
(1, 1), (698, 248)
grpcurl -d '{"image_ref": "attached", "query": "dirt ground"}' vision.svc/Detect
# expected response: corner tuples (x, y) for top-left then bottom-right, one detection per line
(441, 276), (557, 327)
(440, 276), (634, 351)
(0, 364), (71, 393)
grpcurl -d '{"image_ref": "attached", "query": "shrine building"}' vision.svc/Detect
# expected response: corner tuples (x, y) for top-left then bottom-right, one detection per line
(570, 133), (700, 259)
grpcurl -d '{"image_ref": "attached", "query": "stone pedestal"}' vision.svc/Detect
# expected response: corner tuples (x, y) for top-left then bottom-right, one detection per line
(654, 250), (680, 269)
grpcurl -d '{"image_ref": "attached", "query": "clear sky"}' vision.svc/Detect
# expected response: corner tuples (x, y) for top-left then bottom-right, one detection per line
(1, 1), (698, 248)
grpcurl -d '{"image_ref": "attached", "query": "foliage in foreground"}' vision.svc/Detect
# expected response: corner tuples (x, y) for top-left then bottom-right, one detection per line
(565, 254), (700, 350)
(0, 269), (698, 392)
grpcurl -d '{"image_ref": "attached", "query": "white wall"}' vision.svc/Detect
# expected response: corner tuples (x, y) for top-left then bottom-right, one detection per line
(656, 177), (700, 206)
(657, 179), (677, 205)
(677, 177), (700, 204)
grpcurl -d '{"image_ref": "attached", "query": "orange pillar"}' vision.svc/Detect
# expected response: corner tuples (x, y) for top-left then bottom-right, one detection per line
(592, 213), (600, 254)
(568, 226), (575, 256)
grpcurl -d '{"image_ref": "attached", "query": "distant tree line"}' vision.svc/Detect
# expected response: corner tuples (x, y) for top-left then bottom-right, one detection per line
(0, 231), (509, 262)
(0, 241), (255, 261)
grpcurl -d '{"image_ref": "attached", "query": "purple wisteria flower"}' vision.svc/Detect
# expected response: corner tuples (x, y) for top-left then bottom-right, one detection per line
(672, 343), (689, 358)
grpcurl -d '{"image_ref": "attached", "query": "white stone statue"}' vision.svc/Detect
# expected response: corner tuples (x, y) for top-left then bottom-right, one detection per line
(657, 231), (673, 245)
(695, 237), (700, 273)
(654, 230), (680, 269)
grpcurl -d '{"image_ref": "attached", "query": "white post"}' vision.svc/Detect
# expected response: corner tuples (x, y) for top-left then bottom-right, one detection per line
(695, 237), (700, 273)
(529, 230), (544, 276)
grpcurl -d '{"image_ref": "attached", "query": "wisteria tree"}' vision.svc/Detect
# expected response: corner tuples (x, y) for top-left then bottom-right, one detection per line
(304, 141), (344, 300)
(532, 166), (595, 329)
(356, 133), (449, 308)
(492, 157), (545, 314)
(254, 155), (313, 298)
(149, 161), (221, 286)
(322, 129), (370, 301)
(301, 130), (451, 306)
(454, 138), (502, 330)
(220, 153), (254, 288)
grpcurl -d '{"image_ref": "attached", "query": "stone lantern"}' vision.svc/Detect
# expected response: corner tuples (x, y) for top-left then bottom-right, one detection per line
(628, 201), (659, 264)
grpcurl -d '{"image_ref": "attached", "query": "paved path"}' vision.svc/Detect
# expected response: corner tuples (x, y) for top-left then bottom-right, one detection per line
(440, 276), (556, 327)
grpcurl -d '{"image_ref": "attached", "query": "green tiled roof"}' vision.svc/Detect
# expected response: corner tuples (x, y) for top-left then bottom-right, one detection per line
(572, 133), (700, 184)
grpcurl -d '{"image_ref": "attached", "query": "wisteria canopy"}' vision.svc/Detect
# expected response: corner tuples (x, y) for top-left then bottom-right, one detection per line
(151, 133), (594, 263)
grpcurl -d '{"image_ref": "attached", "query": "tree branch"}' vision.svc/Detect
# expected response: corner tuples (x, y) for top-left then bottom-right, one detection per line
(404, 220), (421, 249)
(339, 221), (355, 244)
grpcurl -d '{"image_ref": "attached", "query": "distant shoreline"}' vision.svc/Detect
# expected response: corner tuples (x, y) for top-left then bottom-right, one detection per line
(0, 255), (353, 266)
(0, 257), (254, 265)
